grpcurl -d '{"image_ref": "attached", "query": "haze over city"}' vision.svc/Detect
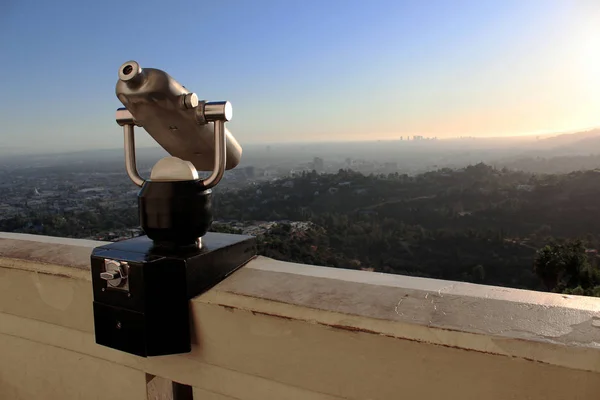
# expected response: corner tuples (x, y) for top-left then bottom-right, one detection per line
(0, 0), (599, 154)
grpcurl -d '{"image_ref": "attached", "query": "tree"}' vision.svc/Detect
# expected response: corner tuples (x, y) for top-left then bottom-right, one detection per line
(472, 264), (485, 283)
(533, 240), (596, 292)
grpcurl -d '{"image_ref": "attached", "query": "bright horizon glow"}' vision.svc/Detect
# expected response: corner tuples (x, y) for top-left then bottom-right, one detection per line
(0, 0), (599, 152)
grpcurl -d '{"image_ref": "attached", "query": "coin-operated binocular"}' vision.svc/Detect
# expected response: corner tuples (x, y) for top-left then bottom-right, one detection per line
(90, 61), (256, 357)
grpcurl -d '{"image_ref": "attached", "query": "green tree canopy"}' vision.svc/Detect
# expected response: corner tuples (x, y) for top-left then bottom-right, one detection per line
(533, 240), (600, 293)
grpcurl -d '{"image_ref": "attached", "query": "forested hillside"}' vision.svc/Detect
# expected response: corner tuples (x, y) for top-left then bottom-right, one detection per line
(212, 164), (600, 294)
(4, 163), (600, 295)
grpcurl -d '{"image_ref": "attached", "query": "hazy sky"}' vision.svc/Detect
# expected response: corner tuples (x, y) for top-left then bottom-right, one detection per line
(0, 0), (599, 152)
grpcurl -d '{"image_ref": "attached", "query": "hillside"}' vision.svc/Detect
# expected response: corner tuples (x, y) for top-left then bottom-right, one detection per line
(535, 128), (600, 149)
(4, 163), (600, 294)
(211, 165), (600, 291)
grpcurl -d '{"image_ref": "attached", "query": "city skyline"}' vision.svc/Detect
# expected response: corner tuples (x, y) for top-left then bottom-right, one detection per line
(0, 0), (599, 152)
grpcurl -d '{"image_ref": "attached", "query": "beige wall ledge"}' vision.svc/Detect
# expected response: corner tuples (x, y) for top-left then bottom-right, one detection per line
(1, 232), (600, 400)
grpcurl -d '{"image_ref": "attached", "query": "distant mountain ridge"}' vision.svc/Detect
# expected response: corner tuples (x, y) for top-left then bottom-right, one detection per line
(536, 128), (600, 149)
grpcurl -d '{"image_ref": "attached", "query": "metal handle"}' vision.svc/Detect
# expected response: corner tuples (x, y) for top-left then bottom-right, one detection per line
(101, 260), (128, 289)
(116, 101), (233, 189)
(124, 124), (145, 187)
(115, 101), (231, 189)
(116, 108), (145, 187)
(100, 271), (121, 280)
(200, 101), (231, 189)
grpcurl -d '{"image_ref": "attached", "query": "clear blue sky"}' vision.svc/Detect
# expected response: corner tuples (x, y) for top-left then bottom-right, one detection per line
(0, 0), (599, 152)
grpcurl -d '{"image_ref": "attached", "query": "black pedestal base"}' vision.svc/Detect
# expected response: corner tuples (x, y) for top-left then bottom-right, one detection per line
(90, 232), (256, 357)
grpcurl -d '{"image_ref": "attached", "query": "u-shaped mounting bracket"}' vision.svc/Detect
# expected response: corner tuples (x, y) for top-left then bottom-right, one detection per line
(115, 103), (230, 190)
